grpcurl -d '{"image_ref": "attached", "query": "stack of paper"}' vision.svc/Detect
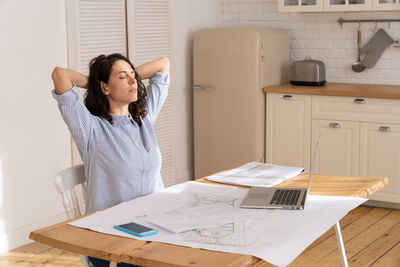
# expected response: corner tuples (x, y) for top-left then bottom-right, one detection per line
(205, 162), (305, 187)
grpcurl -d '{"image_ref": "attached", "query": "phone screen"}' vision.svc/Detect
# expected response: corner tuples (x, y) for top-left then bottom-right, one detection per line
(114, 222), (157, 237)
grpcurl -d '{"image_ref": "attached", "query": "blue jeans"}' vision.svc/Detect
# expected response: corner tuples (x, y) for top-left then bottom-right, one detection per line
(88, 256), (141, 267)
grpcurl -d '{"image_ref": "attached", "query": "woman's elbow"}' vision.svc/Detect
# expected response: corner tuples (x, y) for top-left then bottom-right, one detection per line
(159, 56), (170, 74)
(51, 67), (71, 94)
(51, 66), (65, 82)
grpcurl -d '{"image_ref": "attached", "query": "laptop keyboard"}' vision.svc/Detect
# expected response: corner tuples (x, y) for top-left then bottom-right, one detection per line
(270, 189), (301, 206)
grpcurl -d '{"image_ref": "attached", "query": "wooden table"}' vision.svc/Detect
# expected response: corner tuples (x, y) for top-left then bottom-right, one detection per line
(30, 174), (388, 267)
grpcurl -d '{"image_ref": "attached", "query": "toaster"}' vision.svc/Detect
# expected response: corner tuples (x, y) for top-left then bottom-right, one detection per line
(290, 59), (326, 86)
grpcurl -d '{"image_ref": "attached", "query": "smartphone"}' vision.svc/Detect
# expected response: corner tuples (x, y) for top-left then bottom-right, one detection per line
(114, 222), (158, 237)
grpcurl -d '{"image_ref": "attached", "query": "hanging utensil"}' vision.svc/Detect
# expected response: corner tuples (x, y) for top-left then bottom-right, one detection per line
(352, 29), (366, 73)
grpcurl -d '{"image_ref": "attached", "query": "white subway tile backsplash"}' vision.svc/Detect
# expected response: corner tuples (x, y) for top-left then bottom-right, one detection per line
(240, 13), (267, 20)
(375, 69), (400, 80)
(321, 48), (347, 59)
(222, 0), (400, 84)
(316, 12), (345, 22)
(373, 59), (390, 69)
(390, 59), (400, 69)
(222, 13), (241, 21)
(290, 30), (318, 40)
(292, 48), (322, 59)
(291, 39), (306, 49)
(306, 39), (332, 49)
(319, 31), (348, 40)
(278, 21), (304, 30)
(289, 13), (317, 22)
(304, 22), (333, 30)
(332, 39), (354, 49)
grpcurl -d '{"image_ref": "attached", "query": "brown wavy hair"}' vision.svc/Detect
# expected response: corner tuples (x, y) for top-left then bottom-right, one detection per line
(84, 53), (147, 125)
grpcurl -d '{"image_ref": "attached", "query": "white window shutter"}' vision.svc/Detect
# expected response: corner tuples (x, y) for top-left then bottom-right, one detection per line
(67, 0), (127, 75)
(66, 0), (127, 165)
(127, 0), (175, 187)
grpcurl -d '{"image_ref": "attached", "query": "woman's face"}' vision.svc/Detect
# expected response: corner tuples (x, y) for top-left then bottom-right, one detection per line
(101, 59), (138, 105)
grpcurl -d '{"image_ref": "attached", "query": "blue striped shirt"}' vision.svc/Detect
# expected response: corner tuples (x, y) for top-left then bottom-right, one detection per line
(53, 72), (170, 213)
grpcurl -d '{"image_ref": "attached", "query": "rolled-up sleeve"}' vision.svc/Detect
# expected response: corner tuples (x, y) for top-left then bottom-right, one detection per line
(146, 72), (170, 124)
(52, 85), (94, 157)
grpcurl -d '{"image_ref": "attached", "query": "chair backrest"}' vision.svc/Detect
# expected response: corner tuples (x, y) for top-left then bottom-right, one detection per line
(54, 164), (86, 220)
(54, 164), (93, 267)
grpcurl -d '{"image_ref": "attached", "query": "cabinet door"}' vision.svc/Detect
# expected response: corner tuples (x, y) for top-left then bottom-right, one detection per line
(360, 123), (400, 203)
(372, 0), (400, 10)
(278, 0), (323, 12)
(323, 0), (371, 11)
(266, 93), (311, 169)
(312, 119), (359, 176)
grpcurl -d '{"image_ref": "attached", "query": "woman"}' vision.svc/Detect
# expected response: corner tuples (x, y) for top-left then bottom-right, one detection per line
(52, 54), (170, 267)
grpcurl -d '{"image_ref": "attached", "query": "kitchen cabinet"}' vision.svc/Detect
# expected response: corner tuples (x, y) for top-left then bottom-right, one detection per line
(323, 0), (371, 11)
(311, 95), (400, 202)
(311, 119), (359, 177)
(265, 86), (400, 204)
(372, 0), (400, 10)
(278, 0), (323, 12)
(266, 93), (311, 169)
(278, 0), (398, 11)
(359, 123), (400, 203)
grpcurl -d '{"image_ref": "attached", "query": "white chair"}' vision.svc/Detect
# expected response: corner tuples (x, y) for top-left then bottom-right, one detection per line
(54, 164), (91, 267)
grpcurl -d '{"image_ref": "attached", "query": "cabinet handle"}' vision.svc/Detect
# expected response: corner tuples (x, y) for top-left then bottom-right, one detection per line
(379, 126), (391, 132)
(283, 95), (293, 100)
(329, 122), (341, 128)
(193, 85), (214, 91)
(354, 98), (366, 104)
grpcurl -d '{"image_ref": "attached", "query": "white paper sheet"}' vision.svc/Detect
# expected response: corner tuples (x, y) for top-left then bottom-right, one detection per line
(205, 161), (305, 187)
(69, 181), (366, 266)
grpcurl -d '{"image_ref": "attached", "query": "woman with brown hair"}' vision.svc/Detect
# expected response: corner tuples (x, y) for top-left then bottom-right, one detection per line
(52, 54), (170, 267)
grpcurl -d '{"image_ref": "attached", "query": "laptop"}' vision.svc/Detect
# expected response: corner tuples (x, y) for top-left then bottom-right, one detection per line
(240, 136), (320, 210)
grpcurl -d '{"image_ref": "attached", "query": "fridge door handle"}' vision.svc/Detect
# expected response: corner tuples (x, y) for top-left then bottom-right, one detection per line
(193, 85), (215, 91)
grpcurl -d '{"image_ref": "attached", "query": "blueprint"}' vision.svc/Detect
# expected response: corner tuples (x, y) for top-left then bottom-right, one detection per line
(182, 221), (258, 247)
(142, 191), (265, 234)
(69, 181), (367, 266)
(205, 161), (305, 187)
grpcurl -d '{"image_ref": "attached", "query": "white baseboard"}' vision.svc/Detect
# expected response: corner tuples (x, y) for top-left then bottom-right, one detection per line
(0, 213), (67, 254)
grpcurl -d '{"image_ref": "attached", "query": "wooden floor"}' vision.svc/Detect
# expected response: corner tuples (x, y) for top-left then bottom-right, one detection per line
(1, 206), (400, 267)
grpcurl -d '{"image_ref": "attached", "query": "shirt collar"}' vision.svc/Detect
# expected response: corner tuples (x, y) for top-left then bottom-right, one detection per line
(110, 113), (129, 126)
(110, 113), (139, 127)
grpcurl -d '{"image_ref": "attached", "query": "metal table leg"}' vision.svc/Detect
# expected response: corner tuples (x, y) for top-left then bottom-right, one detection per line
(334, 221), (348, 267)
(109, 262), (117, 267)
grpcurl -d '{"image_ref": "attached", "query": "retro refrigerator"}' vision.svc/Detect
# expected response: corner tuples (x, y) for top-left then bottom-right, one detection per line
(193, 28), (290, 178)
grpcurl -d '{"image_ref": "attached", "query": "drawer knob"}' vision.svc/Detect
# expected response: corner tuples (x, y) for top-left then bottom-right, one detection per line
(379, 126), (391, 132)
(329, 123), (341, 128)
(354, 98), (366, 104)
(283, 95), (293, 100)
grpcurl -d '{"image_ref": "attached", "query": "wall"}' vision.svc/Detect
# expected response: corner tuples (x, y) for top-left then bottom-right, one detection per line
(0, 0), (71, 252)
(171, 0), (223, 183)
(0, 0), (223, 252)
(221, 0), (400, 84)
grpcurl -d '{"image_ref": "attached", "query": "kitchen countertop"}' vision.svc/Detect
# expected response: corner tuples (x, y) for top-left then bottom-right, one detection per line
(263, 83), (400, 99)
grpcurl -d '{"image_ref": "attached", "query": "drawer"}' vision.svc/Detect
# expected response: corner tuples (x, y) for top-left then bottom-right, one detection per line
(312, 95), (400, 124)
